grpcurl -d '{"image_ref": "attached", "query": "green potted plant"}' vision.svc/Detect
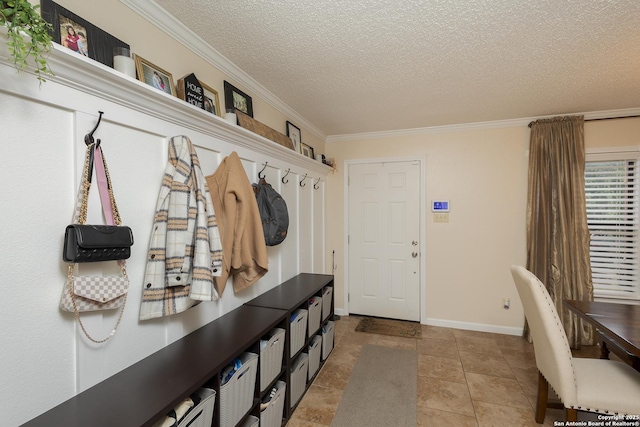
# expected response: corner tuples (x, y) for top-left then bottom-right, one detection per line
(0, 0), (53, 82)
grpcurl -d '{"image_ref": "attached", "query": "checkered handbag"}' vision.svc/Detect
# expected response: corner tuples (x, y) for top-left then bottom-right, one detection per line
(60, 141), (130, 344)
(60, 272), (129, 312)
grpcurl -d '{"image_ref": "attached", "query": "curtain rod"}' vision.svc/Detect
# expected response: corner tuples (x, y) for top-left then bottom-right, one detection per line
(528, 114), (640, 128)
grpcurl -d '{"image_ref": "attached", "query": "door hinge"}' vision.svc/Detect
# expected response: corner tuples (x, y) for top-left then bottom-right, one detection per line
(348, 293), (350, 302)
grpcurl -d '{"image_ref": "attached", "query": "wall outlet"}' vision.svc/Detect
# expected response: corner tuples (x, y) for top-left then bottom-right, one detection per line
(503, 298), (510, 310)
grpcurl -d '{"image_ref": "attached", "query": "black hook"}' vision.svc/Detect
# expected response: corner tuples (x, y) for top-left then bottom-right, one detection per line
(84, 111), (104, 147)
(258, 162), (268, 180)
(313, 177), (321, 190)
(299, 173), (308, 187)
(282, 168), (291, 184)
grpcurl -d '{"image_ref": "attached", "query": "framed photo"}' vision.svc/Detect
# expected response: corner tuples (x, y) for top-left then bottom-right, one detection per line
(134, 56), (176, 96)
(301, 143), (313, 158)
(41, 0), (129, 68)
(224, 81), (253, 117)
(286, 121), (302, 153)
(200, 82), (221, 117)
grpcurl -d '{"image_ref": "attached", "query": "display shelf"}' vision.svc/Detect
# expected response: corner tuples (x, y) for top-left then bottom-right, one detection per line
(21, 304), (287, 427)
(20, 273), (332, 427)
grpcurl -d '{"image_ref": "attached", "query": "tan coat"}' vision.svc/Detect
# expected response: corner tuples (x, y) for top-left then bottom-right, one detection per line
(206, 152), (268, 295)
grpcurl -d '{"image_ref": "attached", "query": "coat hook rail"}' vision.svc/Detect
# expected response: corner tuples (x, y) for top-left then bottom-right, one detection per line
(258, 162), (268, 180)
(300, 173), (308, 187)
(313, 177), (321, 190)
(84, 111), (104, 146)
(282, 168), (291, 184)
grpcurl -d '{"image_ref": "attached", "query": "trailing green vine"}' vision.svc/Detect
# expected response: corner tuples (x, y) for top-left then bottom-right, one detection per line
(0, 0), (53, 83)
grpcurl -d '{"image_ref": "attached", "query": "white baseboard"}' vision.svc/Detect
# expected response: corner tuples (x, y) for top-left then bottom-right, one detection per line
(424, 318), (523, 336)
(334, 308), (348, 317)
(332, 309), (522, 336)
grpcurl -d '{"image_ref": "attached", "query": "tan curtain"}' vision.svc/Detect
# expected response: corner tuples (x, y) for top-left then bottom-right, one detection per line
(525, 115), (594, 348)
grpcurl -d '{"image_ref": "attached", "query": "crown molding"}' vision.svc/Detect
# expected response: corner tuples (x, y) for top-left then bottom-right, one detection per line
(119, 0), (326, 142)
(326, 108), (640, 143)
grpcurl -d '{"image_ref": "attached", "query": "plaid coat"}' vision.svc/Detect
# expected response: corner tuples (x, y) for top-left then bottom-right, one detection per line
(139, 136), (222, 320)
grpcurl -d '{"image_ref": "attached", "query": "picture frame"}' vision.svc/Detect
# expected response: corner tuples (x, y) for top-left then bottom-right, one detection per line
(301, 143), (313, 158)
(41, 0), (129, 68)
(286, 121), (302, 153)
(134, 55), (176, 96)
(224, 81), (253, 117)
(176, 74), (220, 117)
(200, 82), (222, 117)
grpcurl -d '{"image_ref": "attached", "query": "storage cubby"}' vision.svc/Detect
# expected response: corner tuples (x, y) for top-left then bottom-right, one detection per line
(308, 296), (323, 336)
(259, 328), (285, 393)
(152, 387), (217, 427)
(290, 309), (308, 357)
(246, 273), (335, 419)
(259, 380), (286, 427)
(21, 274), (333, 427)
(307, 334), (322, 381)
(219, 352), (258, 427)
(322, 320), (336, 360)
(239, 415), (259, 427)
(322, 286), (333, 321)
(289, 353), (309, 409)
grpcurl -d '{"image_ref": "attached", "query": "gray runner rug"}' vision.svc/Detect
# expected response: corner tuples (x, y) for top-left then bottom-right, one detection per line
(330, 344), (417, 427)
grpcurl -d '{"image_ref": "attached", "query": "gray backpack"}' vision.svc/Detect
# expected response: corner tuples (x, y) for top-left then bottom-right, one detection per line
(253, 178), (289, 246)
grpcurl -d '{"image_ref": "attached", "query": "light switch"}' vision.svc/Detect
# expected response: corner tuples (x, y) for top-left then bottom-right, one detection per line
(433, 213), (449, 223)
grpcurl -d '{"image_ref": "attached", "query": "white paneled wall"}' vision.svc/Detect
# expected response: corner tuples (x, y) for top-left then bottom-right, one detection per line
(0, 43), (329, 426)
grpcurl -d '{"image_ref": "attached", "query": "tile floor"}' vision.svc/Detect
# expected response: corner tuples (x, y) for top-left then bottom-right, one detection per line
(285, 315), (605, 427)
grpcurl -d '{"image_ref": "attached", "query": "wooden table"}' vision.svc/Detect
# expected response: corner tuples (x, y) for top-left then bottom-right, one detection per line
(564, 300), (640, 371)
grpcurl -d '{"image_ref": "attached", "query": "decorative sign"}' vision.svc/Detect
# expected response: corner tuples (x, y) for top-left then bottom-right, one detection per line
(177, 73), (205, 110)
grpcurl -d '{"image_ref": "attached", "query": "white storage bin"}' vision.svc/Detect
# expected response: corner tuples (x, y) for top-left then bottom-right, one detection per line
(178, 387), (216, 427)
(307, 334), (322, 381)
(260, 327), (285, 392)
(290, 353), (309, 409)
(322, 321), (335, 360)
(260, 380), (286, 427)
(322, 286), (333, 321)
(239, 415), (259, 427)
(290, 309), (308, 357)
(307, 296), (322, 336)
(220, 352), (258, 427)
(153, 387), (216, 427)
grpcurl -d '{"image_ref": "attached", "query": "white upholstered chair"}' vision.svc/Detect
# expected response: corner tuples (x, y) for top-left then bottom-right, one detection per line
(510, 265), (640, 422)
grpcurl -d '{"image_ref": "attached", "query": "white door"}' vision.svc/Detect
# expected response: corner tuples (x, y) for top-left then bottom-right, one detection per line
(347, 161), (421, 321)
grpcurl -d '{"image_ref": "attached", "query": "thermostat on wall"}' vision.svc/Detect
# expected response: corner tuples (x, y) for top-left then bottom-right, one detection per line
(431, 200), (450, 212)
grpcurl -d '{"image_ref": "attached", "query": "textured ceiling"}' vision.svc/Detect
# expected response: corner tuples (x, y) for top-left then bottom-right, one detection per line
(154, 0), (640, 136)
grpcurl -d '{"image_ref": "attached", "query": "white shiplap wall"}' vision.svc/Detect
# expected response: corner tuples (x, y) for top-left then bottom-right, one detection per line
(0, 42), (329, 426)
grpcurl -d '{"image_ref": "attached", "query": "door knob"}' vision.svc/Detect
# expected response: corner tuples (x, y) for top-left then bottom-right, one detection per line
(412, 252), (418, 258)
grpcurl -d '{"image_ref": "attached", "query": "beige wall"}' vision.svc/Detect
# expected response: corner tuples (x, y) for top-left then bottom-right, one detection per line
(53, 0), (325, 153)
(326, 118), (640, 333)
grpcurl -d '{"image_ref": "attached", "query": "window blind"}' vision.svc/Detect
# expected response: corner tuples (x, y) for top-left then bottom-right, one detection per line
(585, 159), (640, 300)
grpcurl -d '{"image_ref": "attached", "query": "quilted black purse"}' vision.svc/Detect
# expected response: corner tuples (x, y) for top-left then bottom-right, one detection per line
(63, 224), (133, 262)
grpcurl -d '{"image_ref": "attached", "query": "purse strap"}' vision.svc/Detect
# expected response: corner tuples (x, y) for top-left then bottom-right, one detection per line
(69, 142), (128, 344)
(78, 143), (122, 226)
